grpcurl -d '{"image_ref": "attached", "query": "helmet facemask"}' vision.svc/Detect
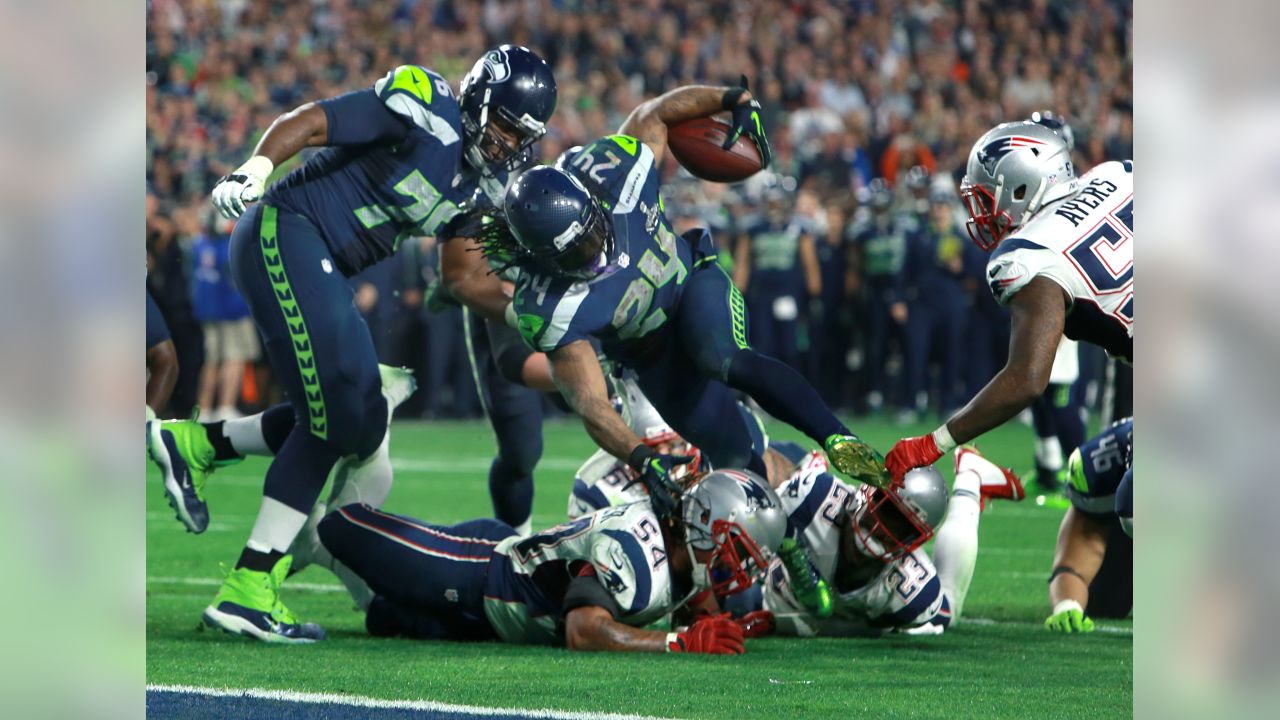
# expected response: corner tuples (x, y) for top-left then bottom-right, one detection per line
(959, 181), (1015, 251)
(686, 517), (771, 598)
(463, 104), (546, 174)
(849, 484), (936, 562)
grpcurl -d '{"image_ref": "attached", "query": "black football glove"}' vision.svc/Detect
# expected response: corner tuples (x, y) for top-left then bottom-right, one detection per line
(722, 75), (773, 169)
(625, 445), (694, 520)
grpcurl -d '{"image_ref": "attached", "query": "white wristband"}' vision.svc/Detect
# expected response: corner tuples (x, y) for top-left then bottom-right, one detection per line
(1052, 599), (1084, 616)
(930, 425), (957, 454)
(238, 154), (274, 181)
(665, 632), (680, 652)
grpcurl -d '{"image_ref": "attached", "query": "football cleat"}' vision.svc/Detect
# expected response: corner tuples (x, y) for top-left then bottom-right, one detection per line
(954, 446), (1025, 509)
(824, 434), (891, 489)
(202, 555), (325, 644)
(147, 417), (214, 533)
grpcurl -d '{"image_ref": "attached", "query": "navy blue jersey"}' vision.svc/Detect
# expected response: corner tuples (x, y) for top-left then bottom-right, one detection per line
(513, 136), (699, 363)
(1065, 417), (1133, 517)
(265, 66), (507, 276)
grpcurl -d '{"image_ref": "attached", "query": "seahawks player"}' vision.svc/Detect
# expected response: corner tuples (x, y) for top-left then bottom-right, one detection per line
(887, 121), (1133, 480)
(195, 46), (556, 643)
(747, 447), (1023, 636)
(314, 469), (786, 654)
(1045, 417), (1134, 633)
(481, 81), (888, 517)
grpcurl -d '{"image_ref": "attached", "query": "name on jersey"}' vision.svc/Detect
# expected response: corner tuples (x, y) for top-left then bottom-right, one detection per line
(1053, 178), (1119, 227)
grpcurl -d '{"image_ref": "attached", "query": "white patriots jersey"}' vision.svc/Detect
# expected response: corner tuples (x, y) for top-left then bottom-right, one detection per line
(567, 449), (647, 519)
(986, 160), (1134, 362)
(762, 453), (948, 636)
(485, 502), (679, 644)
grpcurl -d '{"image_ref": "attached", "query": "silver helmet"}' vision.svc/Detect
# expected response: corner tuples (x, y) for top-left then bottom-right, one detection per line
(850, 466), (949, 562)
(960, 121), (1078, 250)
(681, 469), (787, 596)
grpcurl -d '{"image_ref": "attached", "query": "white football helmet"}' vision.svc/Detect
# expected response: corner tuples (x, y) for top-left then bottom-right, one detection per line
(612, 375), (701, 478)
(960, 121), (1079, 250)
(849, 466), (949, 562)
(681, 469), (787, 596)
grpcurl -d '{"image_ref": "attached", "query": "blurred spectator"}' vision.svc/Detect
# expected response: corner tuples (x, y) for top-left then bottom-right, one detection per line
(147, 0), (1131, 416)
(189, 209), (258, 422)
(851, 179), (909, 415)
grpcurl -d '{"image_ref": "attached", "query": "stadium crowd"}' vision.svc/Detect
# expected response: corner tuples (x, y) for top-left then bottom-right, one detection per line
(146, 0), (1132, 421)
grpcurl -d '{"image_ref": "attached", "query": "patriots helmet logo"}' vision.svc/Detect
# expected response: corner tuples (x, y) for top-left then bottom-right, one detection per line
(977, 135), (1046, 176)
(725, 470), (775, 509)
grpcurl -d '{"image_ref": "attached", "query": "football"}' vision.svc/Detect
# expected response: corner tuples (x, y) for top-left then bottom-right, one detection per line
(667, 116), (763, 183)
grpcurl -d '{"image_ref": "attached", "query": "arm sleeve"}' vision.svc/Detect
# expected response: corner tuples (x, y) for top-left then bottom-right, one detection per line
(562, 564), (624, 619)
(318, 89), (409, 146)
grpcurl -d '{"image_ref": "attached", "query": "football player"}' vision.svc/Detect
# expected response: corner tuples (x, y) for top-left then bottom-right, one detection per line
(190, 46), (557, 643)
(309, 469), (786, 654)
(886, 121), (1133, 481)
(476, 80), (888, 518)
(145, 288), (178, 421)
(1045, 417), (1134, 633)
(742, 447), (1024, 636)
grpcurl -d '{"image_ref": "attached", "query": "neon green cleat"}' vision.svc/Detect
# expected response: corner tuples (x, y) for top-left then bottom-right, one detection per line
(147, 416), (218, 533)
(824, 434), (891, 488)
(778, 538), (833, 618)
(202, 555), (325, 643)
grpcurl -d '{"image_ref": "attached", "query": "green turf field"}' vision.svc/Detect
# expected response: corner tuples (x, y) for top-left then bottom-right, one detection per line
(146, 417), (1132, 719)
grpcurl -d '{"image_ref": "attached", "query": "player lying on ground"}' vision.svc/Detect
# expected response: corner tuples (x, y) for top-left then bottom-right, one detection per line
(1045, 417), (1133, 634)
(185, 45), (557, 643)
(295, 469), (786, 654)
(886, 121), (1133, 481)
(472, 80), (888, 518)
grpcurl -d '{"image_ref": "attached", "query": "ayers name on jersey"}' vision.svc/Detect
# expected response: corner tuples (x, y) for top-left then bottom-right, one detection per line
(759, 453), (951, 636)
(513, 135), (711, 364)
(985, 160), (1134, 362)
(483, 501), (686, 644)
(266, 65), (507, 276)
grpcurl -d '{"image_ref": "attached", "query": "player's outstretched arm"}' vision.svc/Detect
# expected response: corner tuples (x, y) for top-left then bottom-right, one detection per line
(565, 606), (745, 654)
(549, 340), (646, 462)
(1045, 507), (1109, 633)
(619, 80), (762, 167)
(886, 277), (1066, 480)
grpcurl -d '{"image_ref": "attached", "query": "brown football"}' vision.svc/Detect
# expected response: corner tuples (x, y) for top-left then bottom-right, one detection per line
(667, 116), (763, 183)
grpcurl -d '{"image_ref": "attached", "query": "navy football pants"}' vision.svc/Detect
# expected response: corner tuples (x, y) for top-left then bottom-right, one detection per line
(230, 204), (387, 462)
(319, 504), (513, 641)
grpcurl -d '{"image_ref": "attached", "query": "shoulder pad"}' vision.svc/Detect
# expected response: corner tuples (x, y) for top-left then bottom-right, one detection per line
(374, 66), (460, 145)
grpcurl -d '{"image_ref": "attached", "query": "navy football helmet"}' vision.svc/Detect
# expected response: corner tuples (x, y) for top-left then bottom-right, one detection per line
(459, 45), (557, 173)
(504, 166), (614, 280)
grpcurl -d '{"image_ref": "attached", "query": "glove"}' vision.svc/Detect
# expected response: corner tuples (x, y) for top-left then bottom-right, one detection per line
(735, 610), (775, 638)
(212, 155), (273, 219)
(885, 434), (944, 483)
(777, 538), (833, 618)
(667, 613), (745, 655)
(625, 445), (694, 520)
(722, 76), (773, 168)
(1045, 600), (1095, 634)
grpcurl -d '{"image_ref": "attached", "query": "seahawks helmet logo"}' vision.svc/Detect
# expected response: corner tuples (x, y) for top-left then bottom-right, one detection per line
(977, 135), (1046, 176)
(482, 49), (511, 83)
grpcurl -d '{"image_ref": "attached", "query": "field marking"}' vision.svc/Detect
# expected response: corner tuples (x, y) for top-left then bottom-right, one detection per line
(148, 576), (345, 593)
(964, 616), (1132, 636)
(146, 684), (680, 720)
(191, 457), (588, 487)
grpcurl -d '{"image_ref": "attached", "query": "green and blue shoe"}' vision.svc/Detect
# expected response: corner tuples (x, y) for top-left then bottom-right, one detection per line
(202, 555), (325, 644)
(147, 415), (216, 533)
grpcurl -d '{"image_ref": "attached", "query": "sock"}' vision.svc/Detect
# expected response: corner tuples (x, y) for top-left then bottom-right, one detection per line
(239, 431), (342, 570)
(932, 486), (981, 621)
(488, 458), (534, 530)
(222, 403), (296, 457)
(513, 519), (533, 537)
(1034, 436), (1064, 473)
(725, 350), (848, 444)
(236, 545), (284, 573)
(329, 433), (393, 509)
(206, 421), (241, 462)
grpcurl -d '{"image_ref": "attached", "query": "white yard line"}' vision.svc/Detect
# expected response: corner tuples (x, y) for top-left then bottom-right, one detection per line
(146, 684), (681, 720)
(147, 576), (346, 593)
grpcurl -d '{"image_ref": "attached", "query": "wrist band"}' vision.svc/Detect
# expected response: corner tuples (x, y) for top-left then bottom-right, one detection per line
(721, 86), (748, 110)
(930, 425), (957, 454)
(665, 632), (681, 652)
(240, 154), (274, 180)
(1049, 565), (1087, 584)
(628, 443), (657, 471)
(1052, 599), (1084, 616)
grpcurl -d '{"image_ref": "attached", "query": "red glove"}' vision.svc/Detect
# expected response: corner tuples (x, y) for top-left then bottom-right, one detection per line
(735, 610), (775, 638)
(667, 613), (745, 655)
(885, 434), (943, 483)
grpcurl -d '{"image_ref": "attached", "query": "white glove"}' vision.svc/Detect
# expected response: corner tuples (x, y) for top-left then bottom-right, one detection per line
(212, 155), (274, 219)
